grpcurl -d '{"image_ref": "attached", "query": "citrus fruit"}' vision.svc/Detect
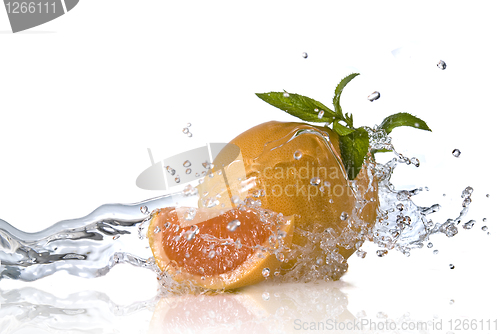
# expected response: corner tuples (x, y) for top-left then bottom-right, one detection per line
(147, 206), (294, 290)
(198, 121), (378, 278)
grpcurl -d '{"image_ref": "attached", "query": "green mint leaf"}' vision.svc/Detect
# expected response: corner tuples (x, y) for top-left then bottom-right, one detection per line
(332, 119), (355, 136)
(379, 112), (432, 134)
(332, 73), (359, 127)
(338, 127), (369, 180)
(256, 92), (335, 123)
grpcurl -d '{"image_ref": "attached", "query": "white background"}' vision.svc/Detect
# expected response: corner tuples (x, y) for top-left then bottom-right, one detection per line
(1, 1), (499, 333)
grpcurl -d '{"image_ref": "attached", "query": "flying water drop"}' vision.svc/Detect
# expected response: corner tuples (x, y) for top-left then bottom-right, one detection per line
(376, 250), (388, 257)
(367, 91), (380, 102)
(463, 220), (475, 229)
(437, 60), (447, 70)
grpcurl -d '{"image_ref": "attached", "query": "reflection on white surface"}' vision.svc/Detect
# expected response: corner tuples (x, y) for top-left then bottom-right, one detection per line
(2, 243), (498, 334)
(0, 287), (154, 334)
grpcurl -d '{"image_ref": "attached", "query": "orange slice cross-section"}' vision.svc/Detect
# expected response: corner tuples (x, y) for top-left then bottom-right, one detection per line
(148, 207), (294, 290)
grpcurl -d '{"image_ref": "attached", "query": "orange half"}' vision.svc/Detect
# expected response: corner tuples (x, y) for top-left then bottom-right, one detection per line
(148, 206), (294, 290)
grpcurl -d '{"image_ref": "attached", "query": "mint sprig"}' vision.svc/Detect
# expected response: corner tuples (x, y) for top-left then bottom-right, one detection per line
(256, 73), (431, 180)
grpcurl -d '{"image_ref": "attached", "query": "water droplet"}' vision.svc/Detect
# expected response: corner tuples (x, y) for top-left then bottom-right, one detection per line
(183, 160), (191, 167)
(411, 157), (420, 167)
(396, 203), (405, 211)
(164, 222), (171, 229)
(461, 186), (473, 197)
(276, 252), (285, 262)
(283, 92), (290, 98)
(443, 222), (458, 237)
(226, 219), (241, 232)
(437, 60), (447, 70)
(231, 195), (241, 205)
(185, 252), (190, 258)
(182, 128), (189, 134)
(376, 250), (388, 257)
(302, 52), (308, 59)
(340, 212), (349, 221)
(433, 250), (439, 255)
(293, 150), (302, 160)
(183, 208), (197, 221)
(314, 108), (319, 112)
(186, 123), (191, 127)
(208, 250), (216, 259)
(482, 218), (487, 222)
(356, 249), (367, 258)
(262, 267), (270, 278)
(427, 242), (433, 248)
(174, 175), (181, 183)
(481, 226), (488, 231)
(202, 161), (214, 170)
(183, 230), (196, 241)
(185, 168), (192, 174)
(486, 194), (490, 198)
(140, 206), (149, 214)
(187, 132), (193, 137)
(262, 292), (270, 301)
(449, 264), (455, 269)
(449, 299), (455, 305)
(234, 238), (242, 249)
(166, 166), (176, 175)
(318, 110), (325, 119)
(452, 149), (461, 157)
(463, 220), (475, 229)
(203, 197), (219, 208)
(367, 91), (380, 102)
(154, 226), (160, 234)
(310, 177), (321, 186)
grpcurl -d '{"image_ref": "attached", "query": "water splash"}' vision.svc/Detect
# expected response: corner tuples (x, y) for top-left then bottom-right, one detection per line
(0, 193), (194, 281)
(0, 123), (478, 290)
